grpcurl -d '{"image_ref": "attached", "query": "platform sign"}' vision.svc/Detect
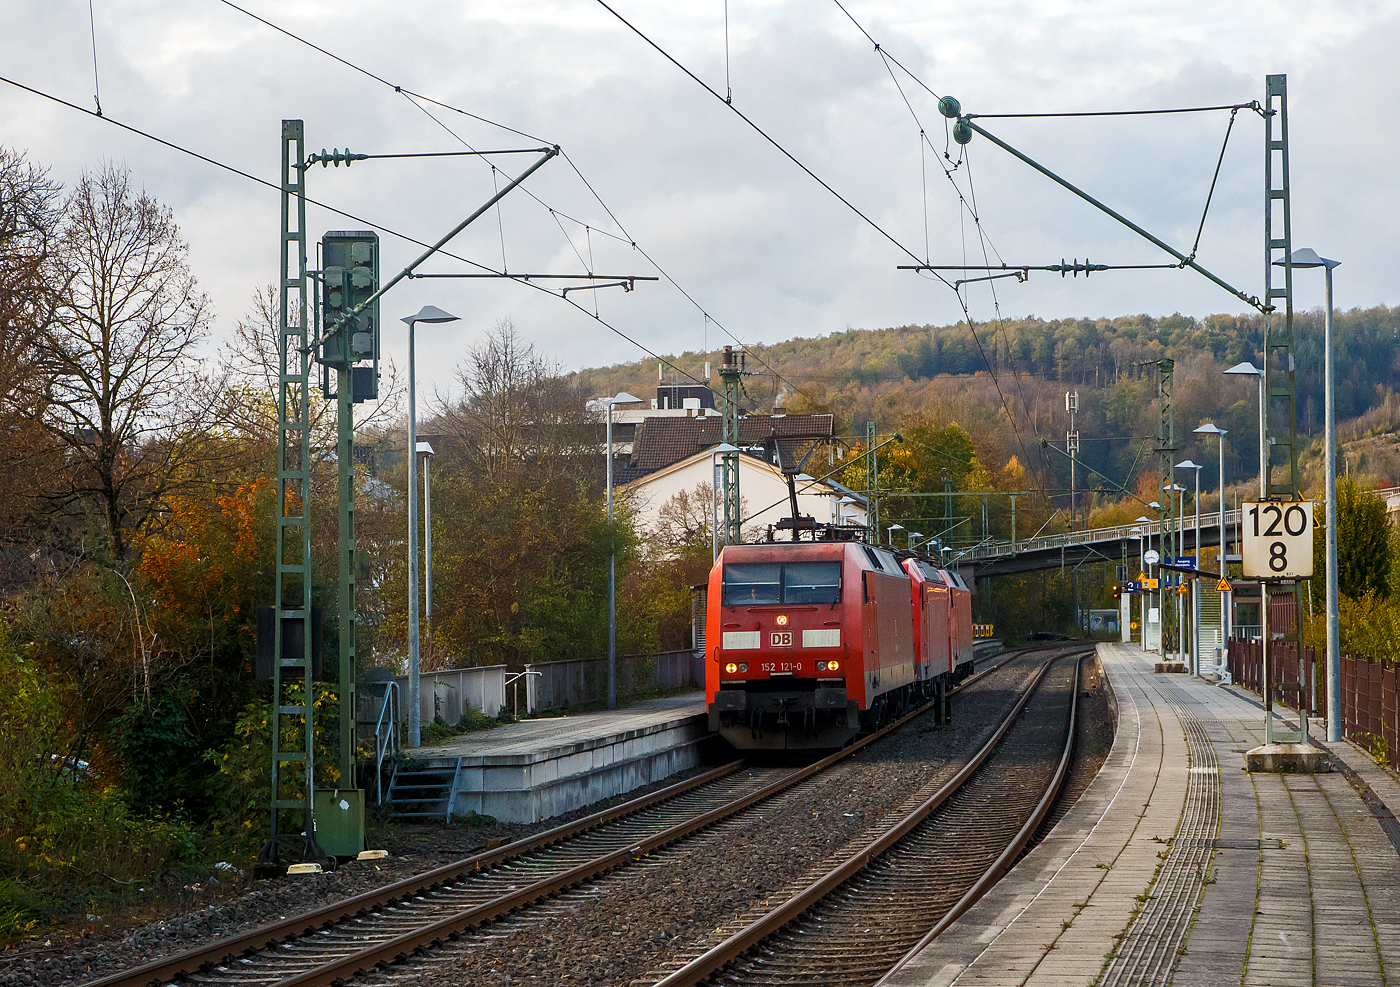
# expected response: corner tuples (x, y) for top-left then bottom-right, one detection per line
(1242, 501), (1313, 579)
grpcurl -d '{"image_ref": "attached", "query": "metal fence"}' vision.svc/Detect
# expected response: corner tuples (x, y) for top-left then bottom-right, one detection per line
(525, 650), (704, 713)
(1227, 642), (1400, 773)
(391, 665), (508, 729)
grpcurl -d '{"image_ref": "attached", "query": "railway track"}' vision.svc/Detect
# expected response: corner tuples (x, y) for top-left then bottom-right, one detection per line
(650, 648), (1087, 987)
(95, 648), (1040, 987)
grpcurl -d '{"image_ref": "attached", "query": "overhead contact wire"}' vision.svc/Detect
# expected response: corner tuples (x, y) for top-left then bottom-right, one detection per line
(0, 73), (710, 394)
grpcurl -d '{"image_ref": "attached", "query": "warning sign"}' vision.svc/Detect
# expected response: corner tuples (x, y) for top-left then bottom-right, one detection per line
(1216, 578), (1232, 593)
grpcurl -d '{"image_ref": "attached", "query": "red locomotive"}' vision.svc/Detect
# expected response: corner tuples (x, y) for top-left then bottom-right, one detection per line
(705, 541), (975, 750)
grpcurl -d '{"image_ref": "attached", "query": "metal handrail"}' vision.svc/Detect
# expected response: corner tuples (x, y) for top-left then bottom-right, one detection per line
(374, 681), (401, 805)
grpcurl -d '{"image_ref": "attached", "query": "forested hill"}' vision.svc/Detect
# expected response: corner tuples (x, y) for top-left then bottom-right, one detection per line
(569, 305), (1400, 494)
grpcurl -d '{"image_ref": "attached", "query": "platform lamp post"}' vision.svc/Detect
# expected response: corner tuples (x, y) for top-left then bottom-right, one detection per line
(1194, 424), (1229, 670)
(1224, 362), (1266, 499)
(603, 391), (642, 710)
(1282, 248), (1342, 741)
(1176, 460), (1204, 675)
(887, 523), (903, 547)
(402, 305), (458, 749)
(418, 441), (436, 628)
(908, 531), (923, 551)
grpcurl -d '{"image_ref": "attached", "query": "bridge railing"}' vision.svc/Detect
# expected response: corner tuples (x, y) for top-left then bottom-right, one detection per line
(961, 508), (1244, 563)
(956, 484), (1400, 564)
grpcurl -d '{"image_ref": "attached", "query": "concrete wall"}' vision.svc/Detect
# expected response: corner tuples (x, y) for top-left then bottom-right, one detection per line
(393, 665), (508, 729)
(526, 650), (703, 712)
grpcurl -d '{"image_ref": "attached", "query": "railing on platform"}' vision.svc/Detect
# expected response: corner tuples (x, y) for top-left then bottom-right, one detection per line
(526, 649), (704, 713)
(373, 681), (400, 806)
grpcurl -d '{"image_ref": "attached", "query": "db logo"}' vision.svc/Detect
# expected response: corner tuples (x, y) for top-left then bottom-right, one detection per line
(770, 631), (793, 647)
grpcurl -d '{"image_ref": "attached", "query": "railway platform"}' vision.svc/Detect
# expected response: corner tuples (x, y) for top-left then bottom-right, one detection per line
(883, 640), (1400, 987)
(402, 691), (708, 824)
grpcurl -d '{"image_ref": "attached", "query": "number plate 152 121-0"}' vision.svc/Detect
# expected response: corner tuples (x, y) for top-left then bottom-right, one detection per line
(1242, 501), (1314, 579)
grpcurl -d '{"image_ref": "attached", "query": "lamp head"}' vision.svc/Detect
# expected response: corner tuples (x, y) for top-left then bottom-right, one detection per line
(1175, 459), (1202, 470)
(1224, 361), (1263, 378)
(1193, 423), (1227, 436)
(605, 391), (642, 405)
(401, 304), (459, 325)
(1277, 247), (1340, 271)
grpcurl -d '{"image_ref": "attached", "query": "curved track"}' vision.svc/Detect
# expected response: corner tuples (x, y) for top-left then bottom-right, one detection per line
(654, 649), (1087, 987)
(96, 649), (1033, 987)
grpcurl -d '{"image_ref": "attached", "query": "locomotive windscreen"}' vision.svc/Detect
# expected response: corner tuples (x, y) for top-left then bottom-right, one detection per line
(723, 561), (841, 605)
(724, 563), (781, 604)
(783, 561), (841, 603)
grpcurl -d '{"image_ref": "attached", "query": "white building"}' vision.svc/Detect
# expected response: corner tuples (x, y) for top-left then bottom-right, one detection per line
(623, 447), (867, 543)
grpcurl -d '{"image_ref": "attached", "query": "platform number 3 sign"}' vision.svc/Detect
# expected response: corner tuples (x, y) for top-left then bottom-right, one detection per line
(1242, 501), (1314, 579)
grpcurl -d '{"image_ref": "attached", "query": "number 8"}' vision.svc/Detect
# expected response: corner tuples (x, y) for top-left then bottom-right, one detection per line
(1269, 541), (1288, 571)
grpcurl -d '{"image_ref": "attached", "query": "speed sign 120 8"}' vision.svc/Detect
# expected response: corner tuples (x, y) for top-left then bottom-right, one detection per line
(1242, 501), (1314, 579)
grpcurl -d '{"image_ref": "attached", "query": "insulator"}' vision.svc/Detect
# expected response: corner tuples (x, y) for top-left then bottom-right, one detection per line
(939, 96), (961, 119)
(952, 118), (972, 145)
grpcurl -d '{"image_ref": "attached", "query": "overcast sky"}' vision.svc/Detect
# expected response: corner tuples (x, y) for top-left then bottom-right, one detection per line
(4, 1), (1397, 399)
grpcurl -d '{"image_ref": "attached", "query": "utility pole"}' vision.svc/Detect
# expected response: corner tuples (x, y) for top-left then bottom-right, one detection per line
(263, 120), (322, 866)
(1067, 390), (1080, 631)
(319, 230), (380, 802)
(866, 420), (879, 545)
(1155, 359), (1175, 655)
(1260, 73), (1306, 745)
(719, 346), (744, 546)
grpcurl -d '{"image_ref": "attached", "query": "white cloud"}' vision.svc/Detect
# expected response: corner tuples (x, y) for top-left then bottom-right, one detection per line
(2, 0), (1394, 401)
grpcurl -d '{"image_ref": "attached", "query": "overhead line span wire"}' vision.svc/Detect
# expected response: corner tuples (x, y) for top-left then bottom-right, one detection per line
(0, 72), (709, 392)
(593, 0), (1045, 496)
(216, 0), (824, 411)
(212, 0), (550, 144)
(400, 78), (825, 410)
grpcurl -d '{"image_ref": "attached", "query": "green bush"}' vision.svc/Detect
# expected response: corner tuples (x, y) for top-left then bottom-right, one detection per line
(0, 620), (203, 937)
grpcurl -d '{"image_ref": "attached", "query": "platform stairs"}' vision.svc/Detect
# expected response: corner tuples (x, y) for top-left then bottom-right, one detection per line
(385, 756), (463, 823)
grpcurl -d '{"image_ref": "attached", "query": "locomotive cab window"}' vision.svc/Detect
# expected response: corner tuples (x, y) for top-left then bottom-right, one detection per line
(724, 563), (781, 605)
(724, 561), (841, 605)
(783, 561), (841, 604)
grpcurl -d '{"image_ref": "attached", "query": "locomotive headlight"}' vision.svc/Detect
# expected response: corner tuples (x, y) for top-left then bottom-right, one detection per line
(725, 662), (738, 674)
(816, 661), (827, 671)
(738, 663), (748, 672)
(775, 614), (789, 626)
(826, 660), (840, 672)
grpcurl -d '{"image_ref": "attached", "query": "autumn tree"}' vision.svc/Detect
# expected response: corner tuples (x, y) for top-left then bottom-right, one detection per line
(0, 147), (66, 549)
(35, 164), (223, 561)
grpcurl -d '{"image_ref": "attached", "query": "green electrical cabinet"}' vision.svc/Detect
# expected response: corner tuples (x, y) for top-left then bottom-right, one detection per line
(313, 789), (365, 857)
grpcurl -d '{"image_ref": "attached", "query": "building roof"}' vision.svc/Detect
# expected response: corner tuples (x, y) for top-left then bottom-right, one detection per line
(628, 413), (835, 473)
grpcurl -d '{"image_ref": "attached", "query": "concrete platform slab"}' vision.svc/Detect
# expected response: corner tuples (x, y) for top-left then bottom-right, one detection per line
(405, 692), (708, 823)
(881, 642), (1400, 987)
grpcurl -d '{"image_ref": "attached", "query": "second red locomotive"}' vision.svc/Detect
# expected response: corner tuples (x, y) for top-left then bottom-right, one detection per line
(705, 540), (974, 750)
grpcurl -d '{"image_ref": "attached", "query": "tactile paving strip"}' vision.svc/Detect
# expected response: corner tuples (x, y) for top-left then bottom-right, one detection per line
(1099, 697), (1220, 987)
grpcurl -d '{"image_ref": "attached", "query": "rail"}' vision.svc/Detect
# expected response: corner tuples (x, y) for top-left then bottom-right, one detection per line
(89, 650), (1039, 987)
(374, 681), (400, 806)
(654, 648), (1083, 987)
